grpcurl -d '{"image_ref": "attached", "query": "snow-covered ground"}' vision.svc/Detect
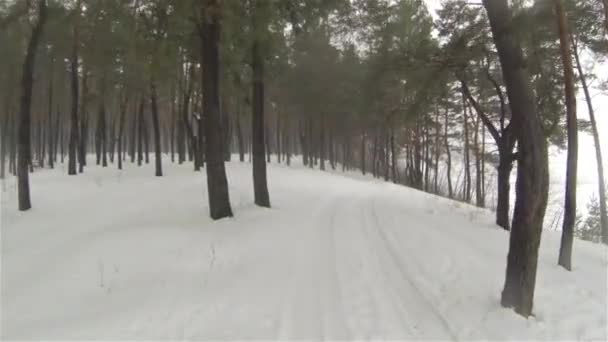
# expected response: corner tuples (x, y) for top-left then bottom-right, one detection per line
(1, 158), (606, 340)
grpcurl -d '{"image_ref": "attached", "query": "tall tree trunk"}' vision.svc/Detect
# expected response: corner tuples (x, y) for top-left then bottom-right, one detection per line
(444, 106), (453, 198)
(484, 0), (550, 318)
(47, 74), (54, 169)
(137, 97), (144, 166)
(251, 0), (270, 207)
(361, 134), (366, 175)
(143, 111), (149, 164)
(276, 111), (281, 163)
(68, 0), (81, 175)
(130, 100), (137, 163)
(78, 70), (88, 172)
(555, 0), (577, 270)
(150, 79), (163, 176)
(117, 97), (128, 170)
(236, 109), (245, 162)
(462, 89), (471, 202)
(320, 116), (326, 171)
(17, 0), (47, 211)
(474, 116), (483, 207)
(572, 36), (607, 244)
(200, 0), (233, 219)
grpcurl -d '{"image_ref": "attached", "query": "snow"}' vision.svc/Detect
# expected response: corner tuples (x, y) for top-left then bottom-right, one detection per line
(1, 157), (607, 340)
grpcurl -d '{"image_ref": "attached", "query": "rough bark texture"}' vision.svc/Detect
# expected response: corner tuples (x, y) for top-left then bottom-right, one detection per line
(17, 0), (47, 211)
(200, 0), (233, 219)
(484, 0), (549, 318)
(555, 0), (577, 270)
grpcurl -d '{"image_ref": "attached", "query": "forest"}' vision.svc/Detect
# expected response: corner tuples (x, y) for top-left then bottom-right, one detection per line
(1, 0), (607, 340)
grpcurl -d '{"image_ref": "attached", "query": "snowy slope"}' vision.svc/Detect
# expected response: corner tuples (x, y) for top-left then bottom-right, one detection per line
(1, 158), (606, 340)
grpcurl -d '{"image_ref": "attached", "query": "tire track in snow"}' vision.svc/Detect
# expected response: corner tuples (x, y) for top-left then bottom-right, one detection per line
(355, 196), (420, 338)
(365, 194), (458, 340)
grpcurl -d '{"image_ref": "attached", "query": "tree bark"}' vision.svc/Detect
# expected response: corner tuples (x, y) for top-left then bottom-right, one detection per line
(78, 70), (88, 172)
(444, 105), (453, 198)
(137, 97), (144, 166)
(361, 134), (366, 175)
(150, 79), (163, 176)
(17, 0), (47, 211)
(555, 0), (577, 270)
(68, 0), (81, 175)
(236, 107), (245, 162)
(117, 96), (128, 170)
(251, 0), (270, 207)
(462, 88), (471, 202)
(572, 36), (607, 244)
(47, 73), (54, 169)
(484, 0), (549, 318)
(200, 0), (233, 219)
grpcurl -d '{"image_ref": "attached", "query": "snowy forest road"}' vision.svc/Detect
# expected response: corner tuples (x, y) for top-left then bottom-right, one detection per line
(1, 160), (606, 340)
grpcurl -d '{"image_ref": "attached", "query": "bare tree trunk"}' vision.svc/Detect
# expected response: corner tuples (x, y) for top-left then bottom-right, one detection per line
(78, 70), (88, 172)
(462, 88), (471, 202)
(17, 0), (47, 211)
(200, 0), (233, 219)
(474, 116), (483, 207)
(117, 96), (128, 170)
(236, 108), (245, 162)
(68, 0), (81, 175)
(361, 134), (366, 175)
(251, 0), (270, 207)
(555, 0), (577, 270)
(137, 97), (144, 166)
(444, 105), (453, 198)
(150, 79), (163, 176)
(572, 36), (607, 244)
(320, 116), (326, 171)
(47, 74), (54, 169)
(484, 0), (549, 318)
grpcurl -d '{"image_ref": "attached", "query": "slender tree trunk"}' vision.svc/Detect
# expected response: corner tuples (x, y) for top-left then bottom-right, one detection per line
(555, 0), (577, 270)
(276, 112), (281, 163)
(47, 74), (54, 169)
(68, 0), (81, 175)
(117, 97), (128, 170)
(462, 89), (471, 202)
(143, 111), (149, 164)
(17, 0), (47, 210)
(130, 100), (137, 163)
(361, 134), (366, 175)
(320, 117), (326, 171)
(236, 109), (245, 162)
(150, 79), (163, 176)
(484, 0), (550, 318)
(200, 0), (233, 219)
(572, 36), (607, 244)
(444, 106), (453, 198)
(474, 116), (483, 207)
(137, 97), (144, 166)
(78, 70), (88, 172)
(423, 120), (430, 190)
(251, 1), (270, 207)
